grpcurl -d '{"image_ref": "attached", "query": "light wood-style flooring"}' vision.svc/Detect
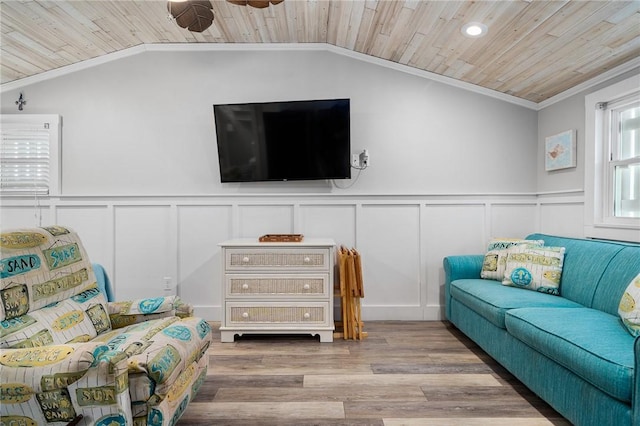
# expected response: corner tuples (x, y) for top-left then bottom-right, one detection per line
(177, 321), (571, 425)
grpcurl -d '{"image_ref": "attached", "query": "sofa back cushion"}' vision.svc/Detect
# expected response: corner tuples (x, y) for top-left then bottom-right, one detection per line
(593, 247), (640, 316)
(526, 234), (638, 309)
(0, 226), (112, 346)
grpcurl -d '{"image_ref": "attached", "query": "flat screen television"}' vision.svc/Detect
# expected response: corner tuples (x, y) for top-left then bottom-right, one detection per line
(213, 98), (351, 182)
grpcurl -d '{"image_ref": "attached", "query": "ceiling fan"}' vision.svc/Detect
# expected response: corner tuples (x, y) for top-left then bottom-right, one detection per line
(168, 0), (284, 33)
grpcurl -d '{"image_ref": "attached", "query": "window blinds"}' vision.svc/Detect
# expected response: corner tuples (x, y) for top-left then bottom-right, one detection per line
(0, 124), (51, 194)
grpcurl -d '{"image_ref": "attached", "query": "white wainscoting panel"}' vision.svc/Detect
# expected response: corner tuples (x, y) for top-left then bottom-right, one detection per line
(0, 205), (51, 229)
(114, 205), (173, 301)
(358, 204), (422, 320)
(177, 205), (232, 319)
(540, 202), (584, 238)
(423, 204), (486, 318)
(490, 204), (538, 238)
(238, 204), (294, 237)
(299, 204), (356, 247)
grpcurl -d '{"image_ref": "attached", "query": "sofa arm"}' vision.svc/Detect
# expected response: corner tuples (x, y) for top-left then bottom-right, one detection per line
(107, 295), (193, 329)
(0, 342), (132, 424)
(443, 255), (484, 283)
(443, 254), (484, 321)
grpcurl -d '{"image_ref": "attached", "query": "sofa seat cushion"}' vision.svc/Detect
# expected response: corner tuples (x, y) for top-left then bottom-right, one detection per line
(450, 278), (582, 328)
(505, 307), (635, 403)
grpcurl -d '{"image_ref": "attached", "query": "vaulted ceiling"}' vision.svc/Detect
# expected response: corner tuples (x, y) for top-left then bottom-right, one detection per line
(2, 0), (639, 103)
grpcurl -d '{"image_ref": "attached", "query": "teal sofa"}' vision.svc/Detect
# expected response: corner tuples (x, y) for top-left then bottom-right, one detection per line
(444, 234), (640, 426)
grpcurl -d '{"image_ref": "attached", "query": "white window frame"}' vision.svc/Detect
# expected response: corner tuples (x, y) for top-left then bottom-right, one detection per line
(585, 75), (640, 242)
(604, 96), (640, 219)
(0, 114), (61, 196)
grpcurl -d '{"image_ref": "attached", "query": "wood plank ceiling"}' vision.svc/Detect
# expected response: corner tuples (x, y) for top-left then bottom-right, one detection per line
(1, 0), (639, 103)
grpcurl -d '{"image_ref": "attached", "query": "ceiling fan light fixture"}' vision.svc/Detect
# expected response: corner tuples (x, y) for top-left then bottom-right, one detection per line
(461, 22), (487, 38)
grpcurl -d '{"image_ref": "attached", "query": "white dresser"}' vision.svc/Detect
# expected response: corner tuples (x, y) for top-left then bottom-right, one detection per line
(219, 238), (335, 343)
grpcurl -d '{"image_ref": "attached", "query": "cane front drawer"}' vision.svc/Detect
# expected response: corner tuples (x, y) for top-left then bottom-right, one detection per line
(226, 302), (330, 327)
(226, 274), (329, 299)
(225, 248), (330, 271)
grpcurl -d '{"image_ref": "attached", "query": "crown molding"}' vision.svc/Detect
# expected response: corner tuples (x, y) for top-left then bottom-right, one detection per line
(0, 43), (537, 108)
(0, 45), (147, 94)
(2, 42), (637, 111)
(536, 56), (640, 110)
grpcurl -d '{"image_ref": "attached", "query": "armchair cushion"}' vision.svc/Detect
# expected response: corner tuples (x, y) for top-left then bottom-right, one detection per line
(1, 227), (113, 349)
(107, 295), (194, 329)
(0, 226), (109, 322)
(1, 285), (112, 348)
(0, 342), (131, 425)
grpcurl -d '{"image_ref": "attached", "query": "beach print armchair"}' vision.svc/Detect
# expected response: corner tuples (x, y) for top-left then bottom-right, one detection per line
(0, 226), (212, 426)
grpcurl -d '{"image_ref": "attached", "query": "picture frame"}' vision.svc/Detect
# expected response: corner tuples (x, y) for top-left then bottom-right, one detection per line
(545, 129), (576, 171)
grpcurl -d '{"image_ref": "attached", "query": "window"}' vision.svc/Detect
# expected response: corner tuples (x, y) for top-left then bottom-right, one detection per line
(585, 75), (640, 242)
(0, 114), (60, 196)
(606, 97), (640, 218)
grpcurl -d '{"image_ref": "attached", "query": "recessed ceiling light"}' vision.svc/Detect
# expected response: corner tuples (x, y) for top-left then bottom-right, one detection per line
(462, 22), (488, 38)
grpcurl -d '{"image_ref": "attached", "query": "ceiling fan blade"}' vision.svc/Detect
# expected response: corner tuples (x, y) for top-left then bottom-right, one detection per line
(168, 0), (214, 33)
(247, 1), (270, 8)
(226, 0), (285, 8)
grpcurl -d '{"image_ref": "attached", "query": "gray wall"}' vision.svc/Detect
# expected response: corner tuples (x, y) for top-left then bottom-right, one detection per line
(1, 48), (538, 196)
(537, 67), (640, 194)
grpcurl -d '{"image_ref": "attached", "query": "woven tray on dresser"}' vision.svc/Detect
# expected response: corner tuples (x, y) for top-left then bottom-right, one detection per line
(218, 238), (336, 343)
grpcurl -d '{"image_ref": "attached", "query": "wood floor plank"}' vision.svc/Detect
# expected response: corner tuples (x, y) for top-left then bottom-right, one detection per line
(179, 401), (345, 420)
(214, 386), (427, 402)
(384, 418), (568, 425)
(211, 364), (374, 375)
(371, 362), (495, 374)
(304, 373), (501, 387)
(178, 420), (382, 426)
(421, 385), (541, 401)
(191, 375), (304, 402)
(210, 340), (352, 356)
(344, 400), (560, 419)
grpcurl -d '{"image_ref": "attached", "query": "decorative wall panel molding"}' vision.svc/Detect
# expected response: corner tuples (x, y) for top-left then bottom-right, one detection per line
(0, 192), (584, 320)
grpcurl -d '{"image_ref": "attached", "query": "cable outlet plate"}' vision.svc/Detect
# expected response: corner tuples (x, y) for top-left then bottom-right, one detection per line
(352, 150), (370, 168)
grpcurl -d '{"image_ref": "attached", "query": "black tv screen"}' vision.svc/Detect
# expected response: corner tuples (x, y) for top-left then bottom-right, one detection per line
(214, 99), (351, 182)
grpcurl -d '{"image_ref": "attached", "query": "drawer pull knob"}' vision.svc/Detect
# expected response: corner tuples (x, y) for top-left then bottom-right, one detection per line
(303, 312), (311, 319)
(303, 257), (311, 263)
(242, 256), (250, 263)
(242, 312), (249, 319)
(242, 283), (249, 290)
(303, 284), (310, 290)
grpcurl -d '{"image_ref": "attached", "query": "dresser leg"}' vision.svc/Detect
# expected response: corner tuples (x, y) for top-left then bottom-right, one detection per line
(220, 331), (236, 343)
(318, 331), (334, 343)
